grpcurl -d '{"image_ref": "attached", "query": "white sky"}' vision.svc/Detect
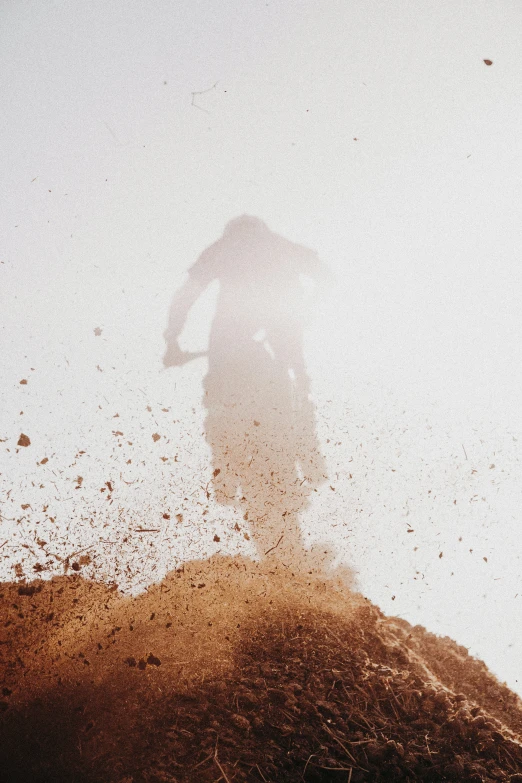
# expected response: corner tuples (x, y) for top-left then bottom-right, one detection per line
(1, 0), (522, 695)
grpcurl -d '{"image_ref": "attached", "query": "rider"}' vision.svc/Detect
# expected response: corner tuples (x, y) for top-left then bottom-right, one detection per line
(164, 215), (330, 562)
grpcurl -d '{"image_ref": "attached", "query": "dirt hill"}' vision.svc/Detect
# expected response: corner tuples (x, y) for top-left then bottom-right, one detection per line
(1, 556), (521, 782)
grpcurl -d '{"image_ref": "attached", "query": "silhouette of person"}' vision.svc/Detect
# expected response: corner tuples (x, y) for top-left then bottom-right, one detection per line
(164, 216), (329, 566)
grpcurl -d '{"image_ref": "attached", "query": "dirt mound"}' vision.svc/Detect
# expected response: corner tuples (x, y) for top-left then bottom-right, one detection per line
(1, 557), (521, 782)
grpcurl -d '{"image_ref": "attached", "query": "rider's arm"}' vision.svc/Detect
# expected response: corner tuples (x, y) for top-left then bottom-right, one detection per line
(164, 274), (205, 342)
(164, 240), (223, 342)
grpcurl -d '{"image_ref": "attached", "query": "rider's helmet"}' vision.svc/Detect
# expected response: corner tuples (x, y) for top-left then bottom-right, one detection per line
(223, 215), (268, 237)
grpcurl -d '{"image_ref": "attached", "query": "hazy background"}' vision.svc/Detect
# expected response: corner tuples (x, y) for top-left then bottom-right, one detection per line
(1, 0), (521, 695)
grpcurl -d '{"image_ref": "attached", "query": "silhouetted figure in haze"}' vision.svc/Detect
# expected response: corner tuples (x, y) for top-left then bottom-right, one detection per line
(164, 215), (329, 565)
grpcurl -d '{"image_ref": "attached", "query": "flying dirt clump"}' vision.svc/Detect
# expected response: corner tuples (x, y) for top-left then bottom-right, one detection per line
(1, 557), (521, 782)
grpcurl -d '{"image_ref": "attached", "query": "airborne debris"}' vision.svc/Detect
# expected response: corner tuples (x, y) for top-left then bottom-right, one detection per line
(190, 80), (218, 113)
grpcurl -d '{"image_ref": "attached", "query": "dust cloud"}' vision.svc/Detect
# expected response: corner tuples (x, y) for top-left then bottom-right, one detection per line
(2, 218), (522, 781)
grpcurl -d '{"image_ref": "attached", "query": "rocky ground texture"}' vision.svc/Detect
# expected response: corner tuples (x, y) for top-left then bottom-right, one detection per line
(1, 557), (521, 782)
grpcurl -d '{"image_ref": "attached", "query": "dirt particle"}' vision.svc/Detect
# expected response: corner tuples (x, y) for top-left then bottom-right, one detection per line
(230, 713), (251, 732)
(17, 434), (30, 447)
(17, 583), (42, 596)
(152, 433), (161, 442)
(146, 654), (161, 667)
(483, 59), (493, 66)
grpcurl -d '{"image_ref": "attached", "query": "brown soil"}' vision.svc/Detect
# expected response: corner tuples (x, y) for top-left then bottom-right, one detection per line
(1, 556), (521, 782)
